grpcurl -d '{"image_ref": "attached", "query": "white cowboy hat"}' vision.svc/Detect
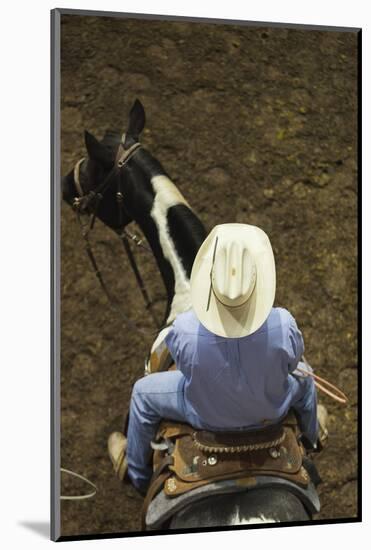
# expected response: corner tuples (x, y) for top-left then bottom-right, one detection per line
(190, 223), (276, 338)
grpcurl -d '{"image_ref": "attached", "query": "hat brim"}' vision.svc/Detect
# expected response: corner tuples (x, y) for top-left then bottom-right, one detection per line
(190, 224), (276, 338)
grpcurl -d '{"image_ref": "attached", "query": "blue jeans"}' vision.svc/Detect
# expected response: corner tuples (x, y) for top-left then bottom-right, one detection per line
(126, 371), (196, 493)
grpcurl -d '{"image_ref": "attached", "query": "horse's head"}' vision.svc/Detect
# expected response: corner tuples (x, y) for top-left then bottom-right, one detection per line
(62, 99), (146, 231)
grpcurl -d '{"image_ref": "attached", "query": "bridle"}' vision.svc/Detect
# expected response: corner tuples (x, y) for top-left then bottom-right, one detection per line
(60, 138), (168, 501)
(72, 138), (141, 213)
(71, 137), (164, 336)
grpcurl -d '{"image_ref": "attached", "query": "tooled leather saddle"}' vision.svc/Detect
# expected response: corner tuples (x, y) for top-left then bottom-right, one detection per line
(141, 411), (310, 527)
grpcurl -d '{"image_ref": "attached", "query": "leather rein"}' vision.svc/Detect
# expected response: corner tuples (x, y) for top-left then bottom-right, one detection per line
(71, 139), (163, 336)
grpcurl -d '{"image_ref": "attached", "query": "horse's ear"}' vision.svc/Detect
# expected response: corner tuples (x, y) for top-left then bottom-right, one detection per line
(84, 130), (113, 167)
(126, 99), (146, 141)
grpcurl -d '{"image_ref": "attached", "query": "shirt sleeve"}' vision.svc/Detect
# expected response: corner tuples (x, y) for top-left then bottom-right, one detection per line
(284, 316), (317, 447)
(289, 368), (318, 447)
(165, 320), (181, 363)
(164, 315), (193, 378)
(285, 314), (305, 373)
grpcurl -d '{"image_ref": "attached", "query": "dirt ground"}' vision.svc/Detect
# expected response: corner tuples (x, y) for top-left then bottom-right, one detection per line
(59, 14), (359, 537)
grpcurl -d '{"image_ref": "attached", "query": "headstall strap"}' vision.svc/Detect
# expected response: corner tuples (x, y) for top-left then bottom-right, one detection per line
(73, 139), (164, 336)
(117, 141), (141, 168)
(73, 158), (85, 198)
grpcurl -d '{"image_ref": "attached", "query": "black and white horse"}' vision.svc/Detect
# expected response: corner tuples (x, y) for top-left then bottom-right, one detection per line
(62, 100), (319, 528)
(63, 99), (206, 355)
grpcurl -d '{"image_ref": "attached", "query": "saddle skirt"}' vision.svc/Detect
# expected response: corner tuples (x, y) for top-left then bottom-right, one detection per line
(151, 411), (308, 498)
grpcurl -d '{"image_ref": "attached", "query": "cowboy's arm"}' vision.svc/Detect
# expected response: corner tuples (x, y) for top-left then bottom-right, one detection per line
(286, 313), (304, 372)
(290, 374), (318, 447)
(164, 314), (193, 378)
(285, 314), (318, 447)
(149, 313), (194, 373)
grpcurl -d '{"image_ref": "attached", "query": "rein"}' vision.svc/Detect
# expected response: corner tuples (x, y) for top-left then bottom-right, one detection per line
(72, 139), (164, 336)
(296, 365), (348, 405)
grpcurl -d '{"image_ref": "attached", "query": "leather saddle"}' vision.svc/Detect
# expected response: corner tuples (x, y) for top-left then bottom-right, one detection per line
(154, 411), (308, 496)
(141, 411), (310, 527)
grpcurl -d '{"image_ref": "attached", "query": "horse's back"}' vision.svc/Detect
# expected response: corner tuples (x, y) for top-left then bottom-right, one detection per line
(169, 487), (310, 528)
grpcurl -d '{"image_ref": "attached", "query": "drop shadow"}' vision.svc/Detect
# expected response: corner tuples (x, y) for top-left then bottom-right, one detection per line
(18, 521), (50, 539)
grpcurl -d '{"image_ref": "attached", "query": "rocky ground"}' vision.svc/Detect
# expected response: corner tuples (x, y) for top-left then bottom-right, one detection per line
(59, 13), (358, 537)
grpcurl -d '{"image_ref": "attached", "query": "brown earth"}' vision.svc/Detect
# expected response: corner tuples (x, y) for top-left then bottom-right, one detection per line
(59, 14), (359, 537)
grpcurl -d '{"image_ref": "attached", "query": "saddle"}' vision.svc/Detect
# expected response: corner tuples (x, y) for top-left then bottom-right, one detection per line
(142, 411), (309, 527)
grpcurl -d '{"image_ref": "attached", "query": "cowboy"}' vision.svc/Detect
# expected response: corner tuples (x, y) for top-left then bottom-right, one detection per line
(108, 223), (327, 494)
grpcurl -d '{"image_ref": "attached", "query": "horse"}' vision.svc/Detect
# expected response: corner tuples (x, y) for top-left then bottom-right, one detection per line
(62, 99), (320, 529)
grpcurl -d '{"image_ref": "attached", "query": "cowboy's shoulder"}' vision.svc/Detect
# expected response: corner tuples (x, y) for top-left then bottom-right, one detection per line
(266, 307), (298, 331)
(173, 308), (201, 335)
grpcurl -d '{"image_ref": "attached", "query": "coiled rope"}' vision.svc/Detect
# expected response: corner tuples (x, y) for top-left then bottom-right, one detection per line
(296, 365), (348, 405)
(60, 468), (97, 501)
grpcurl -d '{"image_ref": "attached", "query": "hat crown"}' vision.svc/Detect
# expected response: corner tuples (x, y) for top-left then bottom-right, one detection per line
(190, 223), (276, 338)
(212, 240), (256, 307)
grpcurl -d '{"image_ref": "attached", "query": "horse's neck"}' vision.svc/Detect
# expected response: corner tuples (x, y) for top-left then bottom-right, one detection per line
(150, 174), (193, 322)
(130, 152), (206, 328)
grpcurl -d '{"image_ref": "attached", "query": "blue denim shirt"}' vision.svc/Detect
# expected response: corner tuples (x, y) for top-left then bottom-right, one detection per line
(165, 307), (318, 445)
